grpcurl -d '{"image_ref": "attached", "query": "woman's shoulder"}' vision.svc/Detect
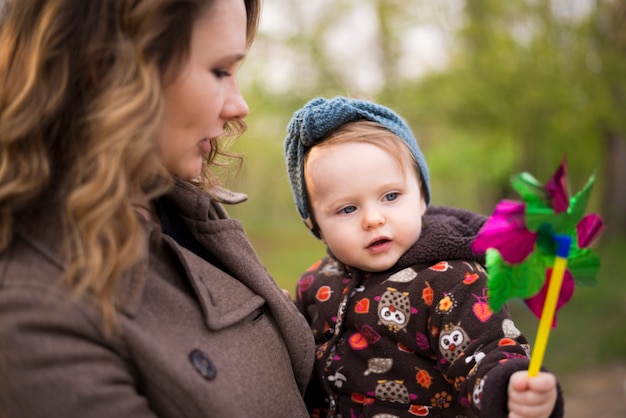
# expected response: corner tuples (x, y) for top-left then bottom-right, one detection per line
(0, 236), (108, 345)
(3, 213), (148, 333)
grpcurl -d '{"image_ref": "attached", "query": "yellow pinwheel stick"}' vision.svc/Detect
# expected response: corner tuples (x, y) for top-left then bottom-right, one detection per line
(528, 234), (572, 377)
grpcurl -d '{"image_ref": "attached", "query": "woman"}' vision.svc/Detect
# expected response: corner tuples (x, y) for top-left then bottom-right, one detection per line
(0, 0), (314, 417)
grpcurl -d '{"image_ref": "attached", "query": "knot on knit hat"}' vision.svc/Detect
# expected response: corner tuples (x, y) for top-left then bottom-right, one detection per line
(284, 96), (431, 238)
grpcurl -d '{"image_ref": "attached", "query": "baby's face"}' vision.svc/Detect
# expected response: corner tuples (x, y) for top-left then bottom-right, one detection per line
(305, 141), (426, 272)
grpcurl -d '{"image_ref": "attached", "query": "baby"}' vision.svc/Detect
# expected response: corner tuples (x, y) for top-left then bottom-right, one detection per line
(284, 96), (562, 417)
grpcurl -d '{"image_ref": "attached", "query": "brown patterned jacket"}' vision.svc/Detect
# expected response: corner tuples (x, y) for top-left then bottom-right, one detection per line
(296, 205), (563, 418)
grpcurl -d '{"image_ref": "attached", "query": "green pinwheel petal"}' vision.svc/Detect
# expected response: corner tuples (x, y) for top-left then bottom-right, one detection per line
(552, 213), (578, 235)
(512, 251), (552, 297)
(486, 249), (552, 312)
(534, 223), (557, 253)
(486, 249), (513, 312)
(511, 172), (549, 209)
(525, 206), (557, 232)
(568, 247), (600, 286)
(567, 171), (597, 228)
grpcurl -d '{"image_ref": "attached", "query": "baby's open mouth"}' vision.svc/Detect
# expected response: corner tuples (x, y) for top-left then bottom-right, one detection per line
(368, 238), (390, 249)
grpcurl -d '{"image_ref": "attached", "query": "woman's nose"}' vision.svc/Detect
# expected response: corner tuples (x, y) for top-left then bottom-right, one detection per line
(222, 80), (249, 121)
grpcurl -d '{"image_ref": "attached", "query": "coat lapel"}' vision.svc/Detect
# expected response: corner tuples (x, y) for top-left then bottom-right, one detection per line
(163, 179), (315, 392)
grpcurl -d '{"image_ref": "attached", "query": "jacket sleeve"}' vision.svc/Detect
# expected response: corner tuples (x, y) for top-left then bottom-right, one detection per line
(425, 260), (563, 417)
(479, 358), (564, 417)
(0, 282), (158, 418)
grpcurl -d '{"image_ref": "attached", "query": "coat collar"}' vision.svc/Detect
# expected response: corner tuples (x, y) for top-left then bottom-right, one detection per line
(158, 179), (315, 392)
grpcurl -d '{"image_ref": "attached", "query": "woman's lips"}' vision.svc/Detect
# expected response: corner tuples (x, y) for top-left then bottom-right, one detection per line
(199, 138), (211, 154)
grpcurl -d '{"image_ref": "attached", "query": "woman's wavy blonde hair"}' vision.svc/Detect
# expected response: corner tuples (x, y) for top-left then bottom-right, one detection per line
(0, 0), (261, 331)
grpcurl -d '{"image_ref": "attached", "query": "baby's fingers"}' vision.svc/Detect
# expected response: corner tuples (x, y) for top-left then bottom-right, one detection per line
(508, 371), (557, 418)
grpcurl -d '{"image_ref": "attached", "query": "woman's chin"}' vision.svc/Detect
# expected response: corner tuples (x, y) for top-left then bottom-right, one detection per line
(173, 163), (203, 182)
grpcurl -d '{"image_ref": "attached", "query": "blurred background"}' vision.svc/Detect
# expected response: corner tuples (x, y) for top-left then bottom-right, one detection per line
(225, 0), (625, 415)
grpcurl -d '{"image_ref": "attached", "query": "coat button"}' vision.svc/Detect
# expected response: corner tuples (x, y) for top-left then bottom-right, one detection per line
(189, 349), (217, 380)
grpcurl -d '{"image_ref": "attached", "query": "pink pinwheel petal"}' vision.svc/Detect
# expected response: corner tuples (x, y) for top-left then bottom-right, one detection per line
(544, 160), (569, 213)
(472, 200), (537, 263)
(577, 213), (604, 248)
(524, 269), (575, 327)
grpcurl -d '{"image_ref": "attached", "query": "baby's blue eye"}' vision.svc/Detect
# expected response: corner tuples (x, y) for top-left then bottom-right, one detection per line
(384, 192), (398, 202)
(340, 206), (357, 214)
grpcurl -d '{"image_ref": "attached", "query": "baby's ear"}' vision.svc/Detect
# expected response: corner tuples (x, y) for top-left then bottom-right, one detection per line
(420, 196), (427, 217)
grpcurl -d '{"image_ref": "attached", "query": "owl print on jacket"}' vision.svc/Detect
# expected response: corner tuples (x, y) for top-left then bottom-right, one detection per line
(439, 322), (471, 363)
(377, 288), (411, 333)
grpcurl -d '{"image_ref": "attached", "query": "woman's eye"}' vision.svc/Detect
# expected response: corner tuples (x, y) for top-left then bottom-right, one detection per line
(212, 69), (231, 78)
(384, 192), (398, 202)
(339, 206), (356, 215)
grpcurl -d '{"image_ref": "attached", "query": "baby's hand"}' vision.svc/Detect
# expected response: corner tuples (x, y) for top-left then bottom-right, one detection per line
(507, 370), (557, 418)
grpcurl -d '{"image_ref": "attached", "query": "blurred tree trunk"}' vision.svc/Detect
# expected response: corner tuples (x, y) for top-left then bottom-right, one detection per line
(602, 132), (626, 236)
(594, 0), (626, 237)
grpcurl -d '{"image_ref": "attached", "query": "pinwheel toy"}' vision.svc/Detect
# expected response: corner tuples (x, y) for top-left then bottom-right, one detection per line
(472, 159), (604, 376)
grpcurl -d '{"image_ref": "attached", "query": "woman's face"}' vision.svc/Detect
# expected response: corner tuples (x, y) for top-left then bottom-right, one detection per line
(158, 0), (249, 180)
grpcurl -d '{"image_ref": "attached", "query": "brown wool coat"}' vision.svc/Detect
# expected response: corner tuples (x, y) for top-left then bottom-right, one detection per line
(0, 179), (315, 418)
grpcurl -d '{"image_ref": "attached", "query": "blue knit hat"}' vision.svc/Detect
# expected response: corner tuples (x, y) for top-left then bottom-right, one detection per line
(284, 96), (431, 238)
